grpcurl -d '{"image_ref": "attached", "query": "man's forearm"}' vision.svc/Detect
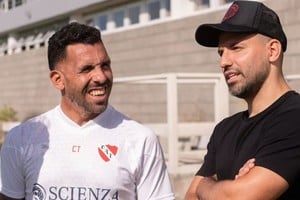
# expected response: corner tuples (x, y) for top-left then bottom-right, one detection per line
(197, 159), (256, 200)
(196, 177), (234, 200)
(197, 176), (216, 199)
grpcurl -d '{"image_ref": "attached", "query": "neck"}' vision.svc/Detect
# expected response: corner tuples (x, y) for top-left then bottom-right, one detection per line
(60, 101), (99, 126)
(246, 76), (290, 118)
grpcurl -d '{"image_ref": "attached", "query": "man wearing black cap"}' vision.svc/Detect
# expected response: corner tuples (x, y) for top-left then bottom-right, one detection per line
(185, 1), (300, 200)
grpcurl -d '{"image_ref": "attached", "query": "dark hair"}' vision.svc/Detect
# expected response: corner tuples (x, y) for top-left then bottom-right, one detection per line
(47, 22), (102, 70)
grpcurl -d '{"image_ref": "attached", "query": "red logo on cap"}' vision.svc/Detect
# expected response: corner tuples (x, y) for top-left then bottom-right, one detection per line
(222, 3), (239, 22)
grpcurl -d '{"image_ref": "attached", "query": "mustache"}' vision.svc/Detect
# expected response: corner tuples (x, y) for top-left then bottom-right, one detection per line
(83, 80), (112, 94)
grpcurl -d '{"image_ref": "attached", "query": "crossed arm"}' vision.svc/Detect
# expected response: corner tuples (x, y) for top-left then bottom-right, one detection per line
(184, 159), (288, 200)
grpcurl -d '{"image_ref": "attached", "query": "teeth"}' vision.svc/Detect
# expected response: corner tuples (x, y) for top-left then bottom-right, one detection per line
(90, 89), (105, 96)
(227, 73), (236, 80)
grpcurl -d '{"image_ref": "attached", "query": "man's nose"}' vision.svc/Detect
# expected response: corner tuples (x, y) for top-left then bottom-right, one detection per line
(91, 68), (106, 82)
(219, 50), (233, 69)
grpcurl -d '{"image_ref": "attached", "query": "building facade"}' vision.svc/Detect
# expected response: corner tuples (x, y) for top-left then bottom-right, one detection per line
(1, 0), (300, 121)
(0, 0), (235, 120)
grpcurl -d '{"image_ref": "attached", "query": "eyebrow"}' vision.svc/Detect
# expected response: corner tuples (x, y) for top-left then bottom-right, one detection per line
(95, 59), (111, 67)
(83, 58), (111, 68)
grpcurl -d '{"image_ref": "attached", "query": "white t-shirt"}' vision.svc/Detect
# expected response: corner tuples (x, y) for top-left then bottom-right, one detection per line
(0, 105), (174, 200)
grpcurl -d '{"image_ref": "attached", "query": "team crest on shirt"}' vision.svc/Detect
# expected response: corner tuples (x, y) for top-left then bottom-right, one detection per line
(98, 144), (118, 162)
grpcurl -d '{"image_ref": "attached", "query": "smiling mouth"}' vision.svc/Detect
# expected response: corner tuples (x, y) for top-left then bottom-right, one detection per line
(224, 70), (240, 83)
(227, 73), (237, 81)
(89, 88), (106, 96)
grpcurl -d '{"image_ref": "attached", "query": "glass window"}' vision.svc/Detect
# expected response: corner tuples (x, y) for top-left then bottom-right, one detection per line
(0, 1), (5, 10)
(148, 1), (160, 20)
(128, 5), (140, 25)
(96, 15), (107, 31)
(8, 0), (13, 9)
(15, 0), (23, 7)
(165, 0), (171, 12)
(113, 10), (125, 28)
(219, 0), (234, 5)
(86, 18), (94, 27)
(195, 0), (210, 9)
(198, 0), (209, 6)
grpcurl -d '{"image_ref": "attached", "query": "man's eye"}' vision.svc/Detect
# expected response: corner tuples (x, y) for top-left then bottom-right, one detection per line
(218, 50), (223, 57)
(232, 45), (242, 51)
(102, 62), (111, 70)
(81, 65), (94, 72)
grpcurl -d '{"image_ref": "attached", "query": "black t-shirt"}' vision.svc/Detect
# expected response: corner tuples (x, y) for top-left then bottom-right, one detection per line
(197, 91), (300, 199)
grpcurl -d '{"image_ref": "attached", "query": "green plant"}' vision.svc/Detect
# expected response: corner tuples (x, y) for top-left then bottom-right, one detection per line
(0, 105), (18, 122)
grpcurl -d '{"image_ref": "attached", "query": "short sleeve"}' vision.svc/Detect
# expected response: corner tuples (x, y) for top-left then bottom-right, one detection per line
(136, 133), (175, 199)
(196, 126), (217, 177)
(0, 130), (26, 199)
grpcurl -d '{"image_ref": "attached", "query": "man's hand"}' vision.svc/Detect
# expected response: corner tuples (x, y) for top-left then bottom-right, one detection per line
(235, 158), (255, 180)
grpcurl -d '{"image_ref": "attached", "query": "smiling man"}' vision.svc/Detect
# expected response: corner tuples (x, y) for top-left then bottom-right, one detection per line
(0, 22), (175, 200)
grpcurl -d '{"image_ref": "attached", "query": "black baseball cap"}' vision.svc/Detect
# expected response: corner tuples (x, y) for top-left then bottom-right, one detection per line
(195, 1), (287, 52)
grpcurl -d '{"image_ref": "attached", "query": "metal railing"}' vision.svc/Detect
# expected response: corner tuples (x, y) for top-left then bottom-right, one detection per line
(114, 73), (229, 174)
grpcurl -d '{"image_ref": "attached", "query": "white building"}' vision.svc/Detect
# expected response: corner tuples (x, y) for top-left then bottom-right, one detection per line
(0, 0), (237, 56)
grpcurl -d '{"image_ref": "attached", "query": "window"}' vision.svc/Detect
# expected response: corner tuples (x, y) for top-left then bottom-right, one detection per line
(96, 15), (108, 31)
(8, 0), (13, 9)
(196, 0), (210, 7)
(219, 0), (234, 6)
(201, 0), (210, 6)
(148, 1), (160, 20)
(0, 0), (25, 11)
(15, 0), (23, 7)
(113, 10), (125, 28)
(0, 1), (5, 10)
(84, 0), (173, 33)
(86, 18), (94, 27)
(128, 5), (140, 25)
(165, 0), (171, 14)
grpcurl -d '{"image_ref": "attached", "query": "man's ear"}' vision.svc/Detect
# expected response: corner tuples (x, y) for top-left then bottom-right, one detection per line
(268, 39), (282, 62)
(49, 70), (65, 90)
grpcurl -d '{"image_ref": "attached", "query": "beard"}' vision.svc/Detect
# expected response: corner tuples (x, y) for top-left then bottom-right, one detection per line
(63, 82), (111, 118)
(228, 63), (270, 99)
